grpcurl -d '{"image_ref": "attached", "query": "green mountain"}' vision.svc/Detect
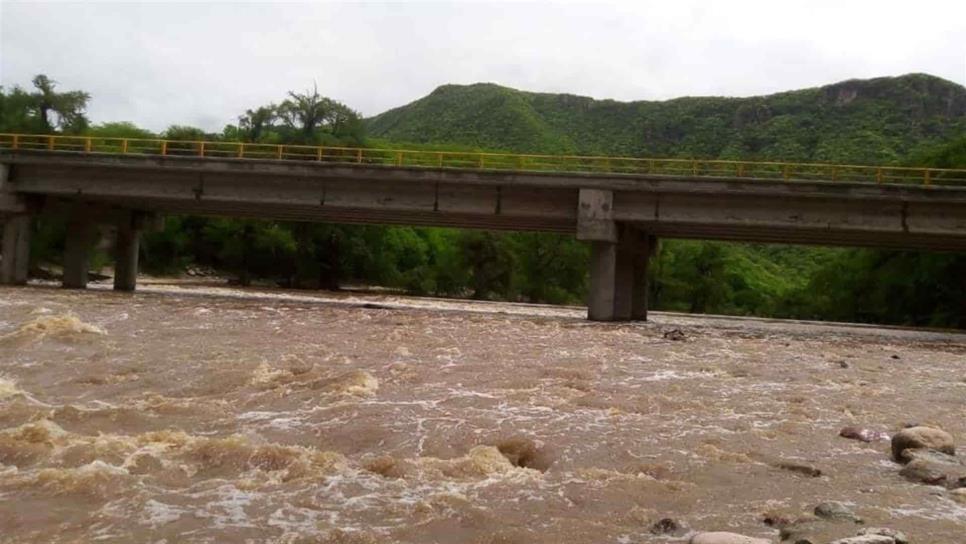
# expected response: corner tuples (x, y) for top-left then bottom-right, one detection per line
(366, 74), (966, 165)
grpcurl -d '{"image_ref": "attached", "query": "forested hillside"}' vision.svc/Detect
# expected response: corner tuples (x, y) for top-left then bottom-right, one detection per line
(2, 74), (964, 326)
(368, 74), (966, 163)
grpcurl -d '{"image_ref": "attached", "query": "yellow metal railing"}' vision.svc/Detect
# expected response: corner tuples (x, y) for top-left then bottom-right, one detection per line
(1, 133), (965, 186)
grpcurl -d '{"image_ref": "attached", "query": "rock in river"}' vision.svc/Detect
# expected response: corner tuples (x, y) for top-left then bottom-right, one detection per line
(900, 458), (949, 485)
(689, 532), (770, 544)
(814, 501), (863, 523)
(898, 448), (966, 488)
(891, 426), (955, 462)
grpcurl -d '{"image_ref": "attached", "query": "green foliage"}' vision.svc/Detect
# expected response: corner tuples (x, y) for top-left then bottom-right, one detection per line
(29, 75), (90, 133)
(88, 122), (156, 139)
(781, 137), (966, 327)
(0, 74), (90, 134)
(162, 125), (209, 141)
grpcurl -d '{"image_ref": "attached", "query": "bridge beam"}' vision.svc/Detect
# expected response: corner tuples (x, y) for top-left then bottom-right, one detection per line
(63, 217), (98, 289)
(113, 212), (143, 292)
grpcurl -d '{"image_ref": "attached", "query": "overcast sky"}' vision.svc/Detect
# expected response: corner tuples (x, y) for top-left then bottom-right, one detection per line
(1, 1), (964, 132)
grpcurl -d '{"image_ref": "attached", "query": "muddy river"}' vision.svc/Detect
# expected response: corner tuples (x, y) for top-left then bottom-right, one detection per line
(1, 281), (964, 543)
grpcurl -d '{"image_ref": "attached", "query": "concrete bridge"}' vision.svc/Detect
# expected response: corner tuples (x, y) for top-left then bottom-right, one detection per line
(2, 134), (966, 321)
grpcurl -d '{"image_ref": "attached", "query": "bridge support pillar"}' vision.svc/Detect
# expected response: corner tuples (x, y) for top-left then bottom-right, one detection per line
(63, 219), (98, 289)
(1, 215), (31, 285)
(577, 188), (653, 321)
(587, 227), (652, 321)
(113, 212), (142, 292)
(588, 241), (619, 320)
(614, 227), (651, 321)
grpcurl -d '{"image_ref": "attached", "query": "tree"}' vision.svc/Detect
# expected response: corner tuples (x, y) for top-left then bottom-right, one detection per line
(458, 231), (516, 300)
(238, 105), (277, 143)
(29, 74), (90, 133)
(278, 85), (361, 144)
(0, 86), (42, 133)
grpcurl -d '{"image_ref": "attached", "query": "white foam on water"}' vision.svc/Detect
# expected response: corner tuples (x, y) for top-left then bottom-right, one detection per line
(191, 484), (257, 529)
(141, 499), (188, 527)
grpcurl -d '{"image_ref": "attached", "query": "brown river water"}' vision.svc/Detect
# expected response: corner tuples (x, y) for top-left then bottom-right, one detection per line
(1, 281), (964, 543)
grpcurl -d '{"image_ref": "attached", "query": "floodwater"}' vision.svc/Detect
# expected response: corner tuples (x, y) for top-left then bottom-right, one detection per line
(0, 281), (964, 543)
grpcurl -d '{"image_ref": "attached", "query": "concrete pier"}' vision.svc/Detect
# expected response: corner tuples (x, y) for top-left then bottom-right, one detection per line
(587, 241), (619, 321)
(614, 229), (651, 321)
(63, 219), (97, 289)
(113, 213), (141, 292)
(586, 227), (652, 321)
(1, 215), (31, 285)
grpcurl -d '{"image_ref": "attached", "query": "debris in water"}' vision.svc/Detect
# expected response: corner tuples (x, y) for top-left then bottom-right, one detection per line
(839, 426), (891, 443)
(663, 329), (687, 341)
(772, 459), (823, 478)
(650, 517), (686, 535)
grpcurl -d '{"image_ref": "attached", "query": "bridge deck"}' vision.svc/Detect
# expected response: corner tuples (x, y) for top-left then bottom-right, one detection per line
(3, 134), (966, 319)
(2, 133), (965, 187)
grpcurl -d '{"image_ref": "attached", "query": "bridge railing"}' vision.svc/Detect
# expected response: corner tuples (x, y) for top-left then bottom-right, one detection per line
(1, 133), (965, 186)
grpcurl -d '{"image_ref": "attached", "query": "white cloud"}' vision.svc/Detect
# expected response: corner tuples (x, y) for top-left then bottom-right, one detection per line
(1, 0), (963, 132)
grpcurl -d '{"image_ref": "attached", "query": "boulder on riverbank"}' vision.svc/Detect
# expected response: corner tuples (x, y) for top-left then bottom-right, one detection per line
(891, 426), (955, 462)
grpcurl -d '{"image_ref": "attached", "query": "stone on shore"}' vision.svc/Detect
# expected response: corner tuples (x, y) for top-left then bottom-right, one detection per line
(829, 536), (896, 544)
(857, 527), (909, 544)
(891, 426), (955, 462)
(779, 519), (854, 544)
(689, 531), (771, 544)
